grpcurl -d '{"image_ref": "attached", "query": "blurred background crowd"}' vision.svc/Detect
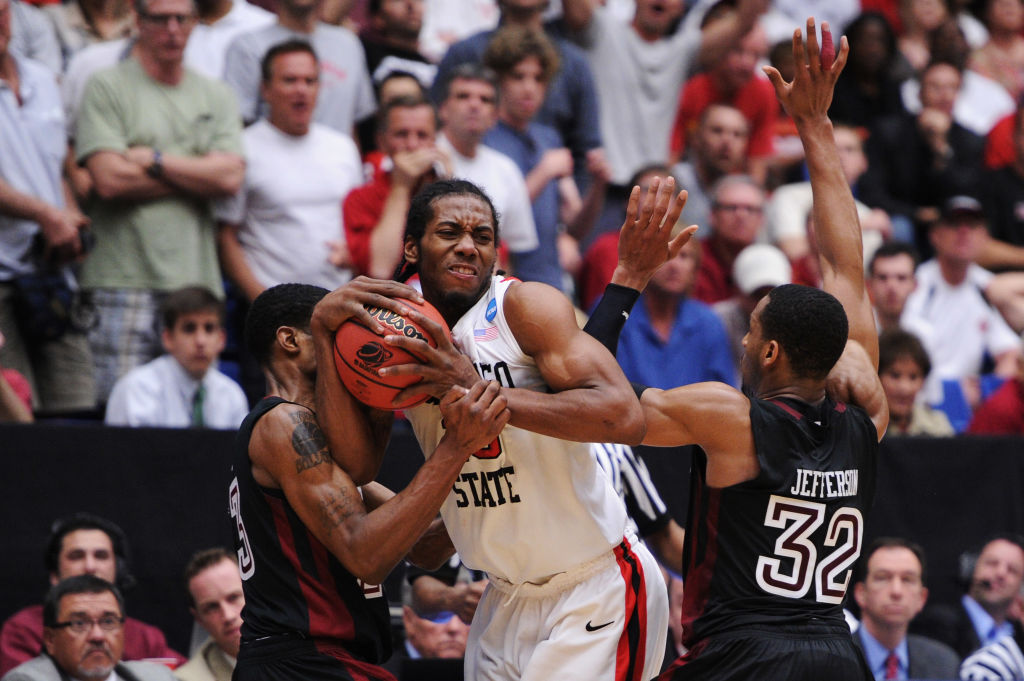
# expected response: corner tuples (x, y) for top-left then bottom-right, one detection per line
(2, 0), (1024, 679)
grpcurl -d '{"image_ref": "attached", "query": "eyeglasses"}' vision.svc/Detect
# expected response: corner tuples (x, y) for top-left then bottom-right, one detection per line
(139, 11), (195, 27)
(713, 203), (763, 216)
(52, 615), (125, 634)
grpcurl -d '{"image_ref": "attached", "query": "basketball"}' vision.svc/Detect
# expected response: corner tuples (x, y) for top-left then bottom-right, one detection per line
(333, 298), (450, 410)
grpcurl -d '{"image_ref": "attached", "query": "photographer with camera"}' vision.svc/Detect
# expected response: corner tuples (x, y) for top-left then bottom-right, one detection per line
(0, 0), (95, 415)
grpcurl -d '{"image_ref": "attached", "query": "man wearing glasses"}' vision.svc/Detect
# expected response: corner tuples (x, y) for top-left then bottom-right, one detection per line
(1, 575), (175, 681)
(74, 0), (244, 404)
(693, 175), (767, 304)
(0, 513), (182, 676)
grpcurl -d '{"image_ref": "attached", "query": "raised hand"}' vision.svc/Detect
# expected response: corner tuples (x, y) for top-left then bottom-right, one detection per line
(762, 18), (848, 124)
(612, 176), (697, 291)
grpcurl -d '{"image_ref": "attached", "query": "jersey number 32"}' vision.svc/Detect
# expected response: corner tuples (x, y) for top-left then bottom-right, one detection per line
(755, 495), (863, 604)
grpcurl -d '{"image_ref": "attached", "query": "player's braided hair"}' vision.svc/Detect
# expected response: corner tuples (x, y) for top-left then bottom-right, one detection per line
(394, 180), (501, 283)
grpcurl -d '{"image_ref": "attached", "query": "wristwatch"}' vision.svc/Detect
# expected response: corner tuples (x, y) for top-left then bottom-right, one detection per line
(146, 149), (164, 178)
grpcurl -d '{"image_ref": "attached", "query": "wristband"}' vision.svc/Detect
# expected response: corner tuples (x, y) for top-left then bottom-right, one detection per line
(630, 381), (649, 401)
(583, 283), (641, 356)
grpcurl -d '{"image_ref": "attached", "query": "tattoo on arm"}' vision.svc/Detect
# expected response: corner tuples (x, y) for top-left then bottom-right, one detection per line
(318, 488), (360, 535)
(290, 410), (332, 473)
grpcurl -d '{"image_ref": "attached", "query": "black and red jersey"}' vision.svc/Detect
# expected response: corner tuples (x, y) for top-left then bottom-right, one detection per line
(680, 395), (878, 647)
(229, 397), (391, 664)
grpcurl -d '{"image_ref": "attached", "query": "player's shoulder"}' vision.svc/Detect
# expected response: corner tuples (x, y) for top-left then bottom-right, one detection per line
(250, 400), (314, 453)
(502, 279), (574, 321)
(254, 399), (310, 428)
(248, 400), (318, 485)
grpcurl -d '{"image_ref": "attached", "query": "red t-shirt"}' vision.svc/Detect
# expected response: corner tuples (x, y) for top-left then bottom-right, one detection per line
(342, 153), (392, 277)
(2, 369), (32, 412)
(986, 113), (1015, 170)
(967, 378), (1024, 435)
(693, 236), (737, 305)
(669, 73), (779, 160)
(577, 232), (620, 312)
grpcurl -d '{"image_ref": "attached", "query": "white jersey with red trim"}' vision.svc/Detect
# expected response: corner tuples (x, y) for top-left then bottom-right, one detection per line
(405, 276), (628, 584)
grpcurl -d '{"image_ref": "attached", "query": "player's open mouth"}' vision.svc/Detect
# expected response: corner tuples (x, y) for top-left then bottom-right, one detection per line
(448, 264), (477, 279)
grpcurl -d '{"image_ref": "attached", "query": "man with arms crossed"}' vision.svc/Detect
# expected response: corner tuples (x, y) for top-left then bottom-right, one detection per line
(343, 178), (676, 681)
(228, 281), (508, 680)
(635, 21), (887, 679)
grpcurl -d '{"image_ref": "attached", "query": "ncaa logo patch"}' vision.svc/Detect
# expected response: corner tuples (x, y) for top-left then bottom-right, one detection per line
(485, 298), (497, 322)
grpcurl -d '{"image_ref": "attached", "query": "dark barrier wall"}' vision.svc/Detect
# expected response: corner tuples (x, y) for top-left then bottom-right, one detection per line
(1, 422), (1021, 655)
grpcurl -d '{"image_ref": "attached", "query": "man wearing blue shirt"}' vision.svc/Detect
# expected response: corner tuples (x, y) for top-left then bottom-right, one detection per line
(616, 236), (737, 390)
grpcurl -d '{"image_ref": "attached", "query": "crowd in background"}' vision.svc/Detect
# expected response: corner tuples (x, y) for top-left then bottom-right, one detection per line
(2, 0), (1024, 438)
(2, 0), (1024, 679)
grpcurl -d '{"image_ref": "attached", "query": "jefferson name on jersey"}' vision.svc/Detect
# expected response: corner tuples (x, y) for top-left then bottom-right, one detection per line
(790, 467), (860, 499)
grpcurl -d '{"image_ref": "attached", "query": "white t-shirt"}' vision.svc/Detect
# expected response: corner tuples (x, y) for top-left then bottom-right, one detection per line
(437, 133), (539, 254)
(223, 22), (375, 133)
(215, 119), (362, 291)
(901, 260), (1021, 404)
(762, 181), (883, 263)
(900, 71), (1015, 136)
(105, 354), (249, 429)
(418, 0), (499, 63)
(405, 276), (627, 584)
(575, 6), (701, 184)
(184, 0), (275, 80)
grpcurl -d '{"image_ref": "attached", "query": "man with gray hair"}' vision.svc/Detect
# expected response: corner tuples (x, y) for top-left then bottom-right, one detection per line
(693, 174), (767, 304)
(1, 575), (176, 681)
(75, 0), (244, 402)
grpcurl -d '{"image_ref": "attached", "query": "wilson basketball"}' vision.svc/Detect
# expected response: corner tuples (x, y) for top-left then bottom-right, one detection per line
(333, 298), (450, 410)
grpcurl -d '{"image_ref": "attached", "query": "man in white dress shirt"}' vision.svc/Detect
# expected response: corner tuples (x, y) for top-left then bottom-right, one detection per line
(105, 286), (248, 429)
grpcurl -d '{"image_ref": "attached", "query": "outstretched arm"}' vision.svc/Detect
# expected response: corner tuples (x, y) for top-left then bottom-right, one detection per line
(763, 19), (888, 438)
(763, 20), (875, 364)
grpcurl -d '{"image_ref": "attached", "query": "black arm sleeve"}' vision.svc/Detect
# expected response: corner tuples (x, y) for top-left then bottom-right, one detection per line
(582, 283), (641, 356)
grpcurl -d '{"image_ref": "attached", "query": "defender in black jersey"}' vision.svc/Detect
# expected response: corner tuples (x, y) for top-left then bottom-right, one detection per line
(604, 20), (889, 680)
(229, 283), (508, 680)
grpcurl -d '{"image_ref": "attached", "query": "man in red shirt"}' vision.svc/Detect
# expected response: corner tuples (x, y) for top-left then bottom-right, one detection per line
(668, 13), (776, 184)
(968, 344), (1024, 435)
(693, 175), (766, 304)
(343, 95), (450, 279)
(0, 513), (183, 675)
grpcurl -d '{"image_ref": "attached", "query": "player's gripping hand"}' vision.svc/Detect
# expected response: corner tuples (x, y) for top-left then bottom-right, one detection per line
(438, 381), (510, 457)
(379, 309), (481, 405)
(311, 276), (423, 335)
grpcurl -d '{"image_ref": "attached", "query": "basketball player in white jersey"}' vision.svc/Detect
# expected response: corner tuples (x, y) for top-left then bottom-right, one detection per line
(316, 177), (691, 680)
